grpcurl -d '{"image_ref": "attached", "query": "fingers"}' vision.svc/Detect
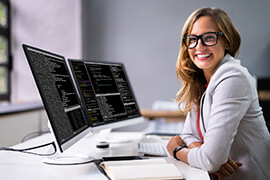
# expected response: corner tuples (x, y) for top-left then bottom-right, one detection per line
(214, 158), (243, 178)
(236, 161), (243, 167)
(214, 170), (225, 178)
(227, 157), (243, 170)
(227, 157), (238, 171)
(221, 163), (235, 176)
(214, 166), (232, 178)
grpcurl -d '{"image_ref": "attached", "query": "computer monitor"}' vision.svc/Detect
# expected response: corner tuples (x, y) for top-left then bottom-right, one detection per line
(67, 59), (142, 133)
(22, 44), (143, 164)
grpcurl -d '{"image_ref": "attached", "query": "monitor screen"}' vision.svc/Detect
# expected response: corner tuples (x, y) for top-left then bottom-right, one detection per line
(68, 59), (143, 132)
(22, 44), (91, 153)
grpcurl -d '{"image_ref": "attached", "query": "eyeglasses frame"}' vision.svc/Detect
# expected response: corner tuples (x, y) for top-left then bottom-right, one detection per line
(183, 32), (224, 49)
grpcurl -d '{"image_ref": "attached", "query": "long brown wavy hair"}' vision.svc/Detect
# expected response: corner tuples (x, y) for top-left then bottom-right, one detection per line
(176, 7), (241, 115)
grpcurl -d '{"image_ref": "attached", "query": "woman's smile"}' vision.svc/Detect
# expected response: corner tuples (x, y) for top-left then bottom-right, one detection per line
(195, 53), (212, 60)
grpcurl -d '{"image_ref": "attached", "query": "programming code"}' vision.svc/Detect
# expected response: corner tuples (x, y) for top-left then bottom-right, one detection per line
(69, 61), (104, 125)
(110, 65), (139, 116)
(70, 61), (140, 126)
(26, 48), (88, 143)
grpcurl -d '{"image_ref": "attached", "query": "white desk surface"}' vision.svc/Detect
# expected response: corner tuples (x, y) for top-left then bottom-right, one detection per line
(0, 132), (210, 180)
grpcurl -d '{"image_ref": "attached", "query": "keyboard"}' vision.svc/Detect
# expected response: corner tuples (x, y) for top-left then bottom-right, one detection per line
(138, 142), (167, 157)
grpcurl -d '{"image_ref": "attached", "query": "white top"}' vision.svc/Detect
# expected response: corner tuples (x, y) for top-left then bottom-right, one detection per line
(181, 54), (270, 180)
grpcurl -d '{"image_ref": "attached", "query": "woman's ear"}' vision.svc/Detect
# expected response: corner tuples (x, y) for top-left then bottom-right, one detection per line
(225, 42), (229, 51)
(224, 42), (230, 55)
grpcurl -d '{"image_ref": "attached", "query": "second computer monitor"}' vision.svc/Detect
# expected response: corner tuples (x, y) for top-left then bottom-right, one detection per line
(68, 59), (143, 132)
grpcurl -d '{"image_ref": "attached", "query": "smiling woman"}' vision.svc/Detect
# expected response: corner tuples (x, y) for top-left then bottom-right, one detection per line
(176, 7), (241, 114)
(166, 7), (270, 180)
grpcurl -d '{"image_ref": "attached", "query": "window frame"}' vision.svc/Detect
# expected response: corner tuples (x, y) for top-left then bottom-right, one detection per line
(0, 0), (11, 101)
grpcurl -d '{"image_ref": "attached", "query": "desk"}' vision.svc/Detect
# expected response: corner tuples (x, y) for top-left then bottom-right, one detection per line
(0, 132), (210, 180)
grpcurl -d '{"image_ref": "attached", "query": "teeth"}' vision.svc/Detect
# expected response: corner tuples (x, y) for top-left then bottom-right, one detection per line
(197, 54), (211, 58)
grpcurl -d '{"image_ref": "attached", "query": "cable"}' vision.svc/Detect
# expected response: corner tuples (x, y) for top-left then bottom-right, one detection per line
(21, 131), (50, 143)
(0, 141), (56, 156)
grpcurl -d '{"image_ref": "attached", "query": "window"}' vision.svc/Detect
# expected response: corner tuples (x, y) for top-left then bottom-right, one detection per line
(0, 0), (11, 101)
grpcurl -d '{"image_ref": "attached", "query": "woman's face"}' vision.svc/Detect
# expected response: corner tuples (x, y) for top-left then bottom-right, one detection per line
(188, 16), (227, 80)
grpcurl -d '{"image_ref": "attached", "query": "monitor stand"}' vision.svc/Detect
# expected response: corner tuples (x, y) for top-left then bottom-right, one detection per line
(42, 151), (95, 165)
(42, 129), (132, 165)
(41, 140), (95, 165)
(95, 128), (133, 144)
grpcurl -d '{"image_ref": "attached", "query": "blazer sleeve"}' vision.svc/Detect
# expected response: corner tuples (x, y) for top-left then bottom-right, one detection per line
(187, 64), (252, 172)
(181, 108), (202, 146)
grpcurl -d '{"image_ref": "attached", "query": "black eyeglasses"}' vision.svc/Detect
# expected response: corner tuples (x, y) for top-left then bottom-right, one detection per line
(183, 32), (224, 49)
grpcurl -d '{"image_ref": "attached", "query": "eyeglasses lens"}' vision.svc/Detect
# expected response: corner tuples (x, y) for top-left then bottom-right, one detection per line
(203, 34), (217, 45)
(186, 36), (197, 48)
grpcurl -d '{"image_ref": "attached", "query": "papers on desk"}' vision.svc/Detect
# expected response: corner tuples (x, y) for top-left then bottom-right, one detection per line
(100, 158), (184, 180)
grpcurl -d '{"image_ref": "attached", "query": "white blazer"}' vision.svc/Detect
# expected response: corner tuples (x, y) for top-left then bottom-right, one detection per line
(181, 54), (270, 180)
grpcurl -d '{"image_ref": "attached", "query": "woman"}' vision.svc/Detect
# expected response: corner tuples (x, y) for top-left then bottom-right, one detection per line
(166, 7), (270, 180)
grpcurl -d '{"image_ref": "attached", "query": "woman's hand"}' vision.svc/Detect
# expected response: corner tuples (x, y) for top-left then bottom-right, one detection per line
(211, 157), (243, 179)
(166, 135), (185, 157)
(167, 137), (242, 179)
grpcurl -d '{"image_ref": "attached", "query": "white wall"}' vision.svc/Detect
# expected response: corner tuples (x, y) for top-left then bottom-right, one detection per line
(11, 0), (82, 103)
(82, 0), (270, 108)
(0, 0), (82, 147)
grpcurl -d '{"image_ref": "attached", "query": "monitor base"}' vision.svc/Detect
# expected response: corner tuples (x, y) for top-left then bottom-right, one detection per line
(42, 153), (95, 165)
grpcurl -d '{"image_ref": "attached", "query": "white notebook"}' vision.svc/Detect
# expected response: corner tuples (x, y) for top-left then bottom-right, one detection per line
(100, 158), (184, 180)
